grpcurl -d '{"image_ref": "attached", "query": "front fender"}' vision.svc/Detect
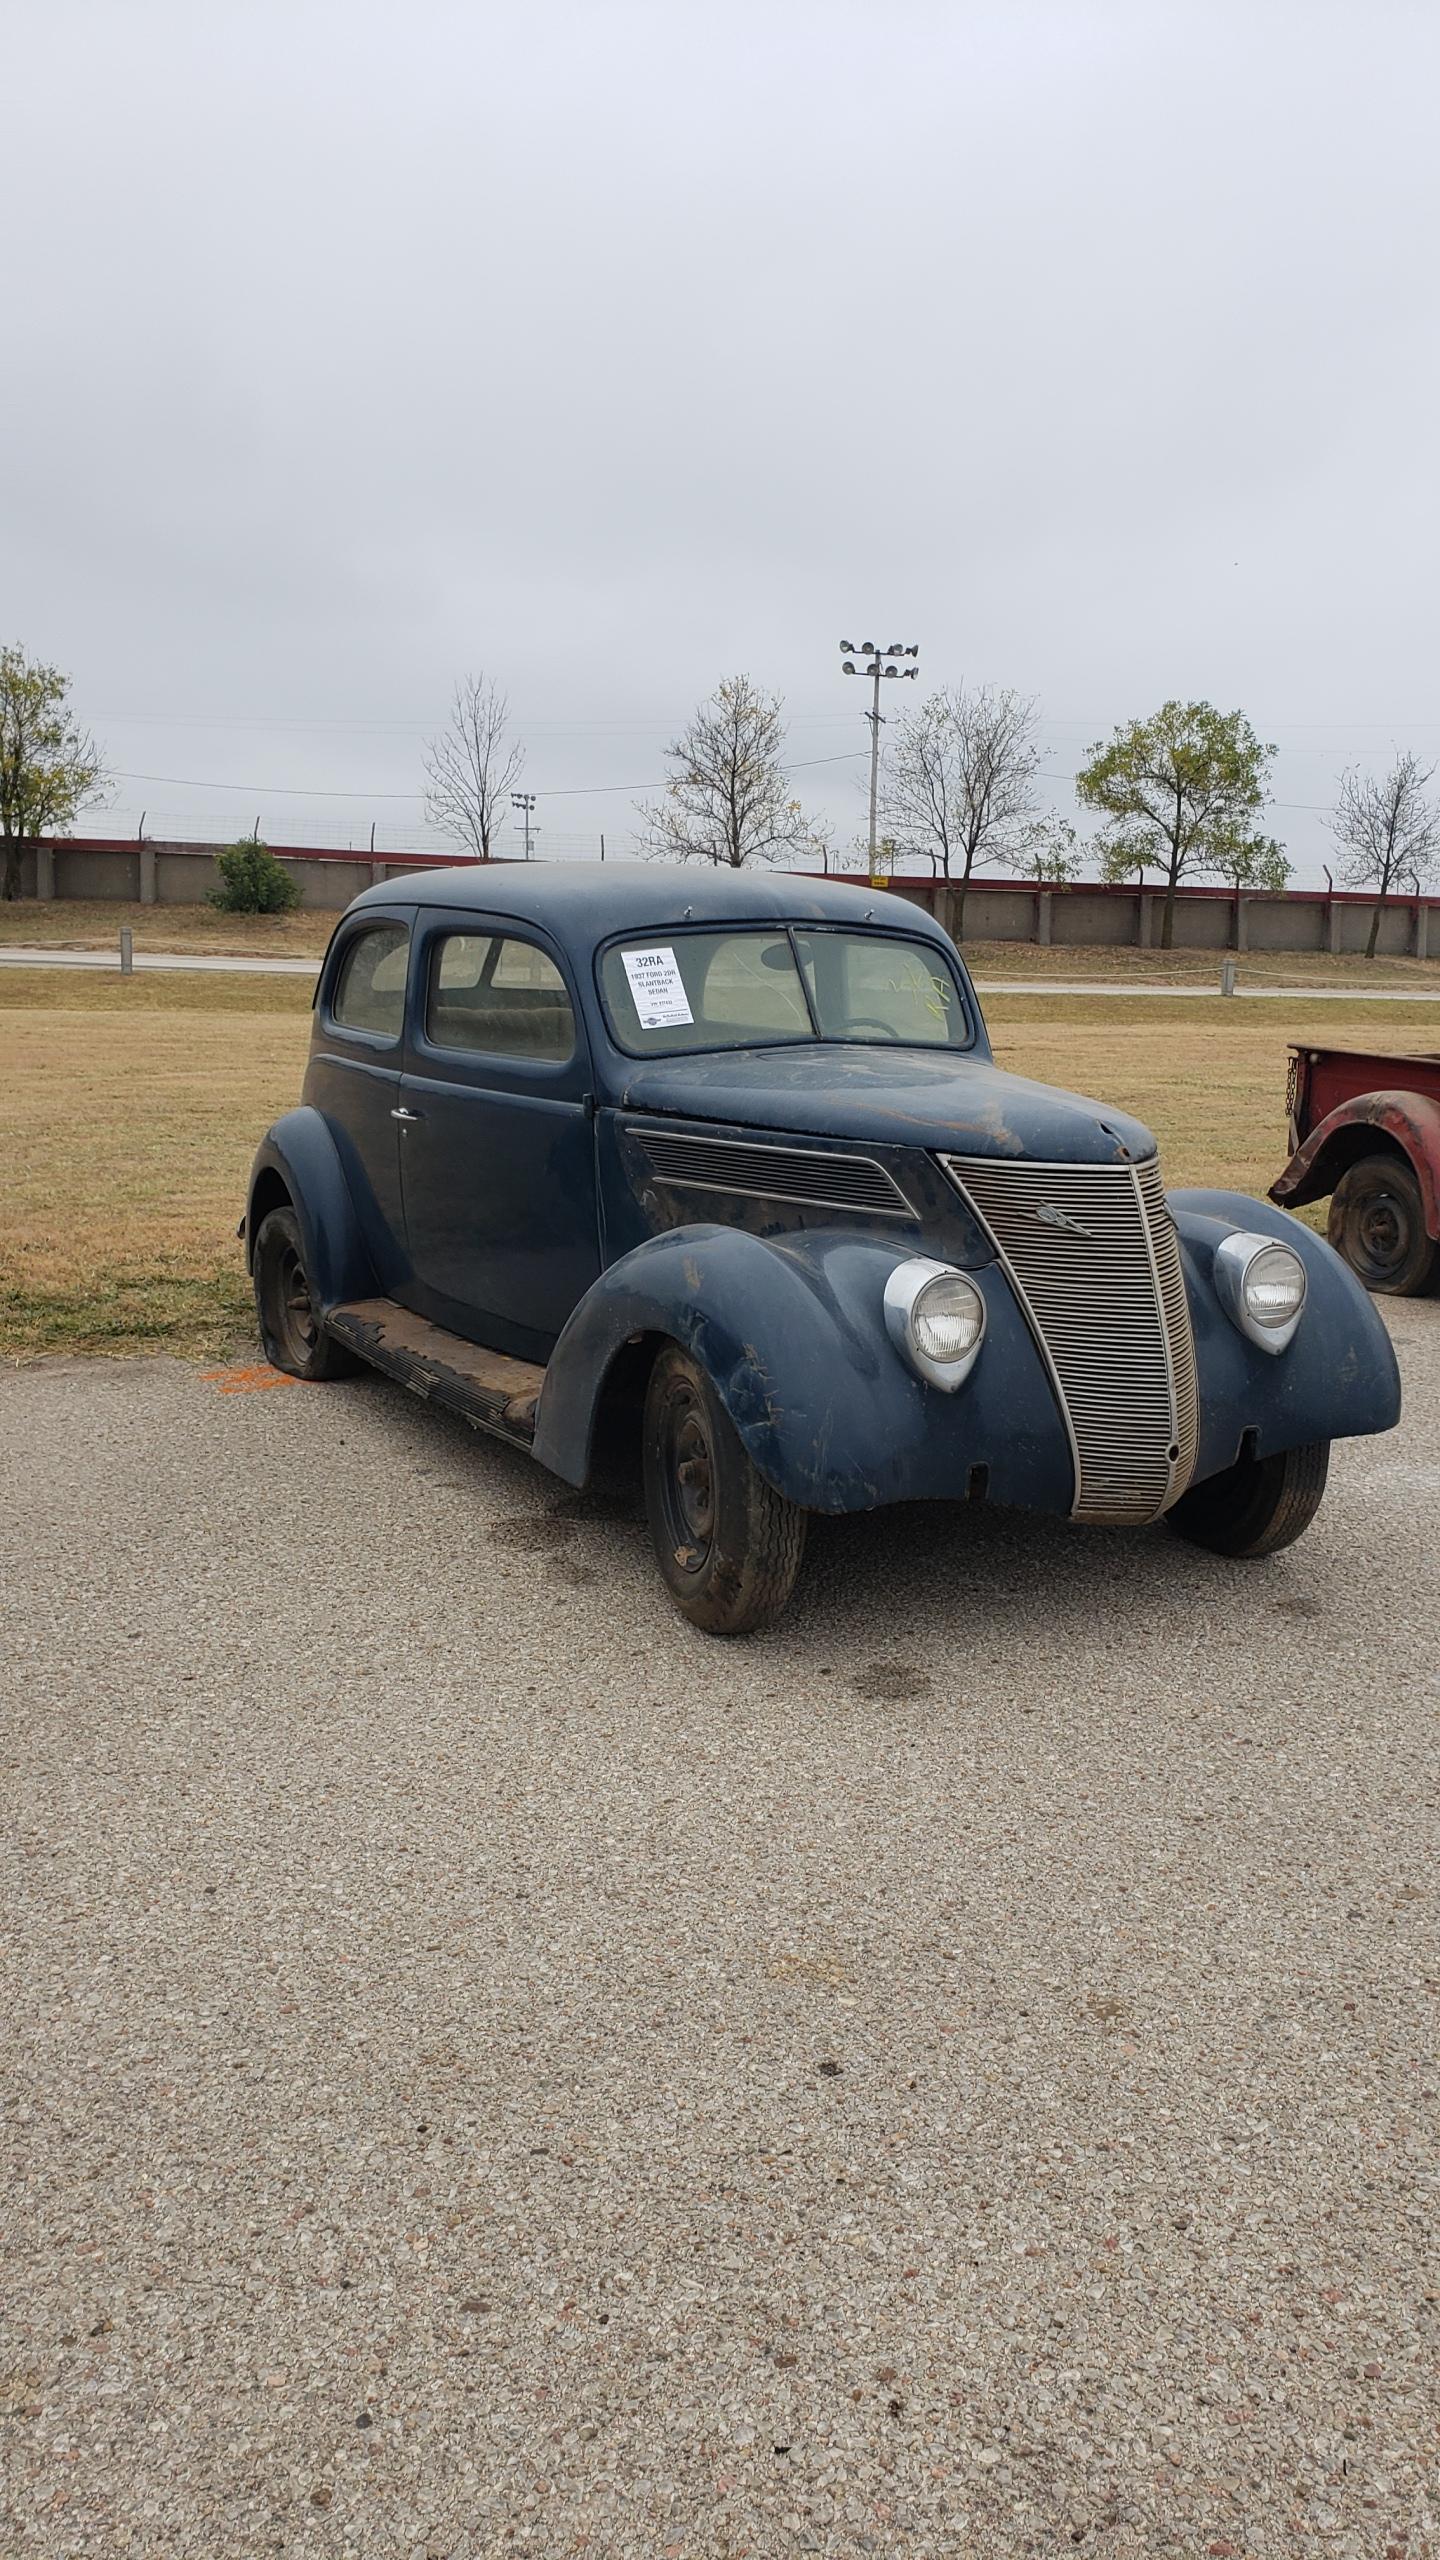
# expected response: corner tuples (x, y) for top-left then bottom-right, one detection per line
(1170, 1188), (1401, 1480)
(245, 1108), (377, 1312)
(1269, 1089), (1440, 1237)
(533, 1222), (1076, 1517)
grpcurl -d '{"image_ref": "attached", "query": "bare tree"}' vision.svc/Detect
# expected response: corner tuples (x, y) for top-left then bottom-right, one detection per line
(639, 675), (820, 867)
(879, 686), (1040, 937)
(0, 644), (106, 899)
(423, 673), (524, 861)
(1332, 752), (1440, 957)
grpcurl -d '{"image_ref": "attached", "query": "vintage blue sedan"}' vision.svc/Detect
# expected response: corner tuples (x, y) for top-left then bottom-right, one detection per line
(245, 865), (1400, 1632)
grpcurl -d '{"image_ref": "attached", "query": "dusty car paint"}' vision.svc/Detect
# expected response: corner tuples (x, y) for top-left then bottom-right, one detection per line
(247, 863), (1400, 1520)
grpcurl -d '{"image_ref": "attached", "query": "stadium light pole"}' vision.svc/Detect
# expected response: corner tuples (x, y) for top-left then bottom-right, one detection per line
(839, 641), (919, 875)
(511, 790), (539, 860)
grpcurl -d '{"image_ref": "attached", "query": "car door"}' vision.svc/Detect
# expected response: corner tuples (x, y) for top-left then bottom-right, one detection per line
(305, 909), (414, 1290)
(396, 912), (601, 1361)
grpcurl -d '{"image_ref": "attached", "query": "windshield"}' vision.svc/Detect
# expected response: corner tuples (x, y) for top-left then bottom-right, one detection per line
(598, 925), (971, 1057)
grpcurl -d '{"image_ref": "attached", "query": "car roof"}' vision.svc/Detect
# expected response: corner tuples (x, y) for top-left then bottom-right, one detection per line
(349, 860), (955, 947)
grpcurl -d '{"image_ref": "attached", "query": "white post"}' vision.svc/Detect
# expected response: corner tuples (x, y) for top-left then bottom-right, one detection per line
(867, 662), (882, 875)
(119, 928), (134, 976)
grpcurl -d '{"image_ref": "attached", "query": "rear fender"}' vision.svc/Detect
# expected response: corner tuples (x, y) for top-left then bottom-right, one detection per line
(1170, 1189), (1401, 1478)
(244, 1108), (377, 1311)
(533, 1221), (1074, 1517)
(1269, 1090), (1440, 1237)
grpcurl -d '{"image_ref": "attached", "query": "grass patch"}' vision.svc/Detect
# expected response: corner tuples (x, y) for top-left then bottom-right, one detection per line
(963, 937), (1440, 990)
(0, 966), (314, 1017)
(0, 898), (335, 958)
(2, 992), (311, 1360)
(987, 996), (1439, 1197)
(5, 902), (1436, 989)
(4, 977), (1436, 1361)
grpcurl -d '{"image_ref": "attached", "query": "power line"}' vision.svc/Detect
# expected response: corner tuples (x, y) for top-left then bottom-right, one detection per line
(111, 767), (426, 799)
(106, 746), (869, 801)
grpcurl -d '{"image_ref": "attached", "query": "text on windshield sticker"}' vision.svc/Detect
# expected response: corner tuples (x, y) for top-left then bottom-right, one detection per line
(621, 946), (694, 1030)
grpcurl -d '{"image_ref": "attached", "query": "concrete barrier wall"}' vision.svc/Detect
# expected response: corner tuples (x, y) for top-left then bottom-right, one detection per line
(56, 844), (144, 901)
(8, 840), (1438, 959)
(13, 840), (466, 914)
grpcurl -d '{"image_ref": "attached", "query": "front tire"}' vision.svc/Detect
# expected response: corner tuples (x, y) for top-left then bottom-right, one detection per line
(1327, 1153), (1438, 1295)
(253, 1206), (359, 1380)
(1165, 1439), (1329, 1559)
(642, 1344), (807, 1635)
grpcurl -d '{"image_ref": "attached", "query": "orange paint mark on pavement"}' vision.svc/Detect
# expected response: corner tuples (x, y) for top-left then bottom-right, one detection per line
(199, 1365), (303, 1395)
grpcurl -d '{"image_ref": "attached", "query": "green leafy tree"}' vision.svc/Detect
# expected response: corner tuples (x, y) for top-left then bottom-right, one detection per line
(0, 644), (106, 899)
(1000, 813), (1084, 886)
(209, 839), (301, 914)
(1076, 701), (1276, 948)
(1209, 831), (1291, 893)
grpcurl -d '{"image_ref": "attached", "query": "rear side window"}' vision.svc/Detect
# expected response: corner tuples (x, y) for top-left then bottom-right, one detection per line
(426, 933), (575, 1063)
(331, 922), (409, 1038)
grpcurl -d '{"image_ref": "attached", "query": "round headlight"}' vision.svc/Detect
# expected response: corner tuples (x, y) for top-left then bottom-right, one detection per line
(1213, 1230), (1307, 1353)
(883, 1258), (986, 1390)
(911, 1271), (985, 1364)
(1243, 1242), (1307, 1330)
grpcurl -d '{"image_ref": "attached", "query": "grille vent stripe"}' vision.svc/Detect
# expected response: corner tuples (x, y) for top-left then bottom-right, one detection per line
(940, 1153), (1198, 1525)
(1135, 1157), (1199, 1501)
(634, 1128), (914, 1218)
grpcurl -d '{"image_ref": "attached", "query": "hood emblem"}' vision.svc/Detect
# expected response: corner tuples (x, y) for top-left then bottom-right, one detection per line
(1033, 1201), (1096, 1238)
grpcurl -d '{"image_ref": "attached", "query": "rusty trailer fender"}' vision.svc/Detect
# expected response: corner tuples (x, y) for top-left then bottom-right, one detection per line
(1269, 1087), (1440, 1238)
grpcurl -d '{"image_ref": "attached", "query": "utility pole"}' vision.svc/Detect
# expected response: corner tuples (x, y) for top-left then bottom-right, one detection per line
(511, 790), (539, 860)
(840, 640), (919, 879)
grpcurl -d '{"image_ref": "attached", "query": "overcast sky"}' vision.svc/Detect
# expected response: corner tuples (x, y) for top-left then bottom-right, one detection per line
(10, 0), (1439, 881)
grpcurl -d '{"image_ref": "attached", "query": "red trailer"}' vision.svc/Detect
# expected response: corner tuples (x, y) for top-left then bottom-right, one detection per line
(1271, 1043), (1440, 1294)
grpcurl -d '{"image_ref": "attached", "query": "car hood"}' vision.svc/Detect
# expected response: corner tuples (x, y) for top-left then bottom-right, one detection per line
(618, 1044), (1156, 1167)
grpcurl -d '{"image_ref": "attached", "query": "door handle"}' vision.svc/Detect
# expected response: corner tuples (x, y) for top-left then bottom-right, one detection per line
(391, 1105), (424, 1123)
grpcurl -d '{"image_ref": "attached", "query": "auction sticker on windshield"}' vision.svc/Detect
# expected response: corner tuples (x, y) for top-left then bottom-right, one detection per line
(621, 946), (694, 1030)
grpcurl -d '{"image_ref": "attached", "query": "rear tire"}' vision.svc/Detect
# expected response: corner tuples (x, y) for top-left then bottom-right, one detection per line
(1165, 1439), (1329, 1559)
(642, 1343), (807, 1635)
(253, 1207), (359, 1380)
(1327, 1153), (1438, 1295)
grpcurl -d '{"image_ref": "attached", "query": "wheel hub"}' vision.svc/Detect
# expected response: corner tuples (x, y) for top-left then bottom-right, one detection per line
(1358, 1196), (1402, 1266)
(662, 1387), (715, 1570)
(279, 1247), (318, 1355)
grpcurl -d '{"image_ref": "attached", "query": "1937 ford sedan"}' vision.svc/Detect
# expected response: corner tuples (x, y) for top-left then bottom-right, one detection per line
(245, 865), (1400, 1633)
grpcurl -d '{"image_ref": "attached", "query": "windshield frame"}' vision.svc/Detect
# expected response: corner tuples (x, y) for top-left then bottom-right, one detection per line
(594, 919), (977, 1061)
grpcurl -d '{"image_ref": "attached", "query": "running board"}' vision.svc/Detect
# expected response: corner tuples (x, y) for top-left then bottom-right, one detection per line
(326, 1297), (544, 1447)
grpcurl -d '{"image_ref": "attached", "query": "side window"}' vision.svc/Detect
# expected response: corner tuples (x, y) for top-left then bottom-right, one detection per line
(331, 922), (410, 1039)
(426, 933), (575, 1064)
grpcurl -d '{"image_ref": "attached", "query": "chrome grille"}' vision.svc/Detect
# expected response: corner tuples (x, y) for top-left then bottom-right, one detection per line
(940, 1154), (1198, 1525)
(633, 1128), (913, 1218)
(1135, 1156), (1199, 1500)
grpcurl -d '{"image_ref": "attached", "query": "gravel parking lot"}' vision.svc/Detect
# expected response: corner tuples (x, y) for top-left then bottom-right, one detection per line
(4, 1313), (1437, 2560)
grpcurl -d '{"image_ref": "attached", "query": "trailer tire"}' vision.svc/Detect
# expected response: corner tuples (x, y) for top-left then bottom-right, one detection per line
(1327, 1153), (1439, 1296)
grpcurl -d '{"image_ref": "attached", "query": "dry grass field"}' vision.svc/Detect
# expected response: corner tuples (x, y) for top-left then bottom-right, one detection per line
(1, 973), (312, 1359)
(4, 897), (1438, 992)
(2, 968), (1437, 1360)
(0, 898), (334, 959)
(966, 936), (1440, 989)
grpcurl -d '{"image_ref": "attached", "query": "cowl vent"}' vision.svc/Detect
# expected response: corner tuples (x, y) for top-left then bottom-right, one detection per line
(634, 1128), (914, 1218)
